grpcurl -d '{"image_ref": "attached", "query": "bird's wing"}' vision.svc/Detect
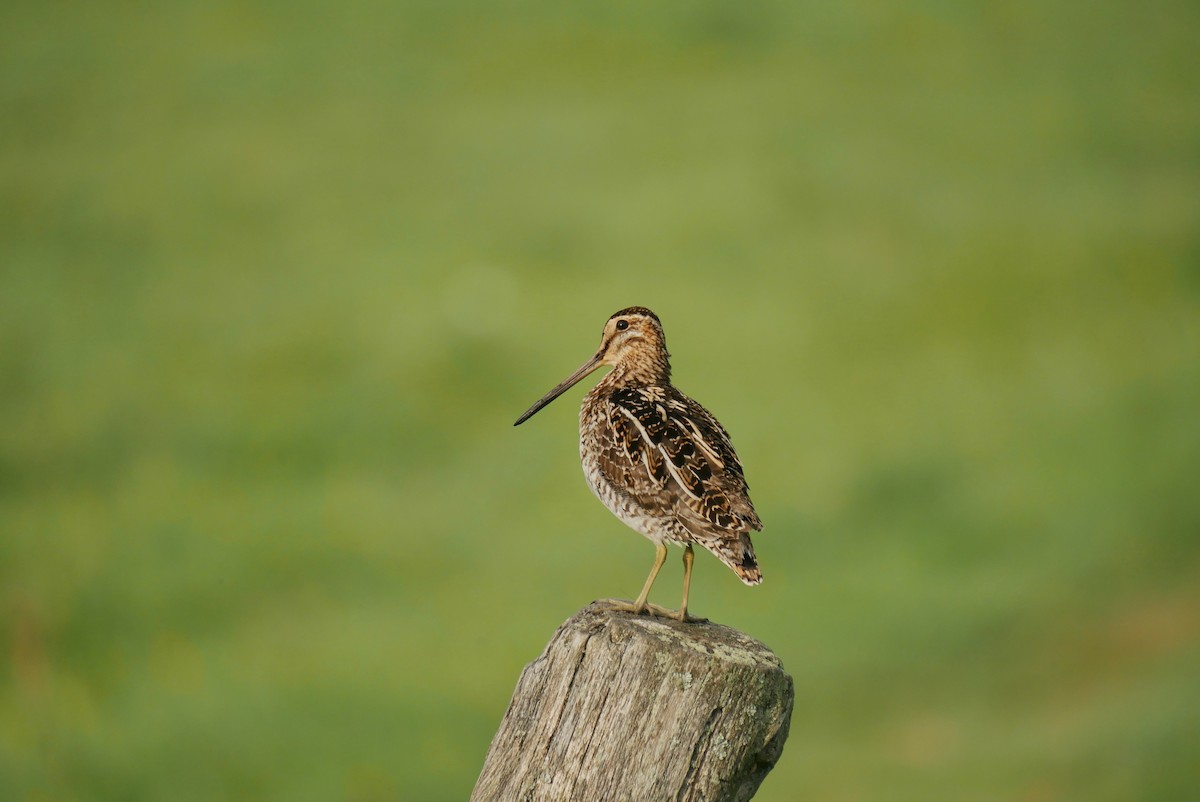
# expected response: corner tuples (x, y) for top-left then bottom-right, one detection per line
(603, 386), (762, 534)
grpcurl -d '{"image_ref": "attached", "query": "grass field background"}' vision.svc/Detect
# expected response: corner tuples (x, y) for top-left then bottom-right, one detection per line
(3, 2), (1198, 800)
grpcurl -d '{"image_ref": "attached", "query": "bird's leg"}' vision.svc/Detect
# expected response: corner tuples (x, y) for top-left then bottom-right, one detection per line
(675, 544), (707, 623)
(605, 542), (668, 616)
(679, 544), (694, 620)
(632, 541), (668, 613)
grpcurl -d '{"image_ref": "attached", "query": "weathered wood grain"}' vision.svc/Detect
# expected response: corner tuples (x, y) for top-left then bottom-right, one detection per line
(471, 601), (793, 802)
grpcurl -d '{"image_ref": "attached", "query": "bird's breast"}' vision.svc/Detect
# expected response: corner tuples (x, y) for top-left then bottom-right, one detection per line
(577, 394), (669, 542)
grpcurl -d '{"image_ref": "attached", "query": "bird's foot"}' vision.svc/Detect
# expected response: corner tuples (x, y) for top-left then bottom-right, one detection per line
(598, 598), (651, 615)
(598, 599), (706, 623)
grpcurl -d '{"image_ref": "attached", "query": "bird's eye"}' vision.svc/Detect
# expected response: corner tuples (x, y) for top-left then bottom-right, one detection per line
(616, 319), (629, 331)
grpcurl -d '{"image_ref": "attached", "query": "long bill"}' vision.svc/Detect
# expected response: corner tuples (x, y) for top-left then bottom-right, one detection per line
(513, 352), (604, 426)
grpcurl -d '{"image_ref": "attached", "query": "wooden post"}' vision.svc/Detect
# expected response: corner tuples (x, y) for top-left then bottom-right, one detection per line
(471, 601), (794, 802)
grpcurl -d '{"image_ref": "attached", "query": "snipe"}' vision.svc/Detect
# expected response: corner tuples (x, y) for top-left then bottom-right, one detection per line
(514, 307), (762, 622)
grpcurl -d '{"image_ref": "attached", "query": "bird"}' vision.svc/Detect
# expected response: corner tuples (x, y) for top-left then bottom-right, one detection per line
(514, 306), (762, 622)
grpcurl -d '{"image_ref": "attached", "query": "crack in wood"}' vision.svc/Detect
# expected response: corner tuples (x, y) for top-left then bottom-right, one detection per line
(676, 705), (723, 802)
(541, 628), (596, 768)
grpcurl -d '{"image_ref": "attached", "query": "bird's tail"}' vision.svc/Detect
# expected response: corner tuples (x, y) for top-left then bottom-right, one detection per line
(718, 533), (762, 586)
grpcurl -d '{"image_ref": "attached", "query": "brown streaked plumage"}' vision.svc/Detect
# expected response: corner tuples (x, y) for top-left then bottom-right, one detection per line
(514, 306), (762, 622)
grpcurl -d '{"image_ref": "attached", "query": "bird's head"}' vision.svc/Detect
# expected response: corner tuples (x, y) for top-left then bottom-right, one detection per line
(595, 307), (668, 369)
(514, 306), (670, 426)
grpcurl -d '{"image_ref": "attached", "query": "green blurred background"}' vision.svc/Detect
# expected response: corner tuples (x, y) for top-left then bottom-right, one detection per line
(3, 1), (1198, 800)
